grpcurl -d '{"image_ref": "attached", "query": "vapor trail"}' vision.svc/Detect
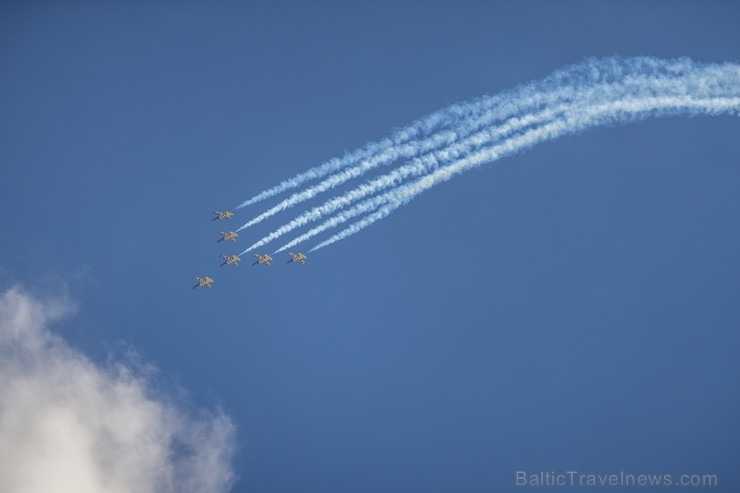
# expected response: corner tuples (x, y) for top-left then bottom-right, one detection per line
(310, 93), (740, 252)
(236, 87), (583, 231)
(234, 87), (502, 209)
(240, 102), (574, 253)
(235, 57), (703, 211)
(273, 187), (399, 254)
(244, 60), (740, 252)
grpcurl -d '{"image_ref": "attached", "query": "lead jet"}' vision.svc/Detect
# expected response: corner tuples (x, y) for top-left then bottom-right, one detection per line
(252, 253), (272, 267)
(193, 276), (214, 288)
(218, 231), (238, 243)
(212, 210), (233, 221)
(221, 254), (241, 267)
(287, 252), (307, 264)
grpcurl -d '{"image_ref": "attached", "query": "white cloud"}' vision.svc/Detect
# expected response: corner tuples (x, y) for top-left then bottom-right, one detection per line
(0, 287), (237, 493)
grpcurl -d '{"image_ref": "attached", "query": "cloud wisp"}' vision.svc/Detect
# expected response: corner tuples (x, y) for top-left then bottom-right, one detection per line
(0, 287), (237, 493)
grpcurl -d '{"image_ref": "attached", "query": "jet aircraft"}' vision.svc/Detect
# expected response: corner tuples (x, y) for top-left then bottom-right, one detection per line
(212, 210), (233, 221)
(253, 253), (272, 266)
(287, 252), (307, 264)
(193, 276), (214, 288)
(218, 231), (238, 242)
(221, 254), (241, 267)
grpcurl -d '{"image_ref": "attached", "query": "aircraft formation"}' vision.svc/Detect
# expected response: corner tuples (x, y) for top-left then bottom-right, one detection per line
(194, 210), (307, 288)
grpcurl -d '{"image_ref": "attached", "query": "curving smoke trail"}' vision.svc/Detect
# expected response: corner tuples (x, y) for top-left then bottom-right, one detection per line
(235, 85), (588, 230)
(274, 186), (401, 254)
(245, 58), (740, 252)
(235, 57), (707, 215)
(240, 101), (574, 253)
(234, 85), (505, 209)
(309, 92), (740, 252)
(231, 57), (739, 254)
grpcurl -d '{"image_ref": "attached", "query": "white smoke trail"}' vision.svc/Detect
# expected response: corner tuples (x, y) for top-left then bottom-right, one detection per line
(238, 58), (738, 241)
(244, 61), (740, 252)
(235, 91), (574, 230)
(235, 57), (708, 211)
(273, 188), (399, 254)
(309, 93), (740, 252)
(234, 84), (505, 209)
(235, 129), (460, 230)
(240, 102), (574, 253)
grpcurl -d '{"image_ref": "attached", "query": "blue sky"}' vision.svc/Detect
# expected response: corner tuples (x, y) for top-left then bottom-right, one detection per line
(1, 2), (739, 492)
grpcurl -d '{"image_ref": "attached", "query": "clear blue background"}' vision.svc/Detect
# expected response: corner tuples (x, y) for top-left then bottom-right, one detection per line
(1, 2), (739, 491)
